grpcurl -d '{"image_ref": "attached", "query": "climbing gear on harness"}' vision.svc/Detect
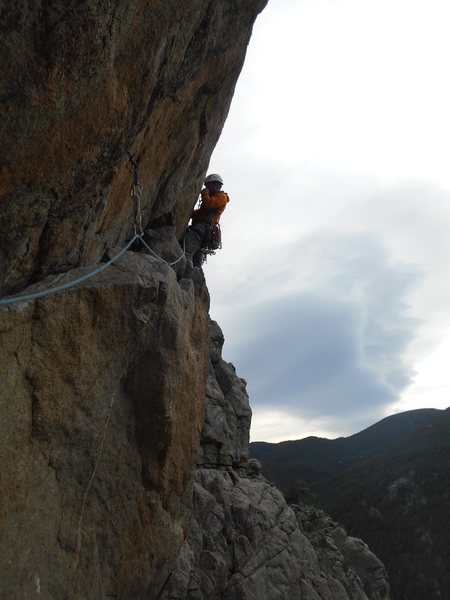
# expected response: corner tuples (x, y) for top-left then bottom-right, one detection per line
(204, 173), (223, 185)
(194, 223), (222, 267)
(203, 223), (222, 255)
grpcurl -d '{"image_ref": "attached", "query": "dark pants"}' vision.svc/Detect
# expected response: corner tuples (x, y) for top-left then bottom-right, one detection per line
(184, 222), (210, 267)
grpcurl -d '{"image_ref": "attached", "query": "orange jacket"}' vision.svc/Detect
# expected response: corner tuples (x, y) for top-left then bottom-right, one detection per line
(192, 190), (229, 226)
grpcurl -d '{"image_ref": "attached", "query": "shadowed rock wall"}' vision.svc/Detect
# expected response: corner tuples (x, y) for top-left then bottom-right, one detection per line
(0, 0), (267, 295)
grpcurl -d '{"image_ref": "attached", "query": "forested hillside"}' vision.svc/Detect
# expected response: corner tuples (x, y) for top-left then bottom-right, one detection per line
(251, 408), (441, 488)
(251, 408), (450, 600)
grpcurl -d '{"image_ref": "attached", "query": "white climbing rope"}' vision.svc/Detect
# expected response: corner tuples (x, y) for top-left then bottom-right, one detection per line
(0, 234), (141, 306)
(128, 152), (186, 266)
(139, 235), (186, 267)
(0, 155), (186, 307)
(0, 233), (186, 307)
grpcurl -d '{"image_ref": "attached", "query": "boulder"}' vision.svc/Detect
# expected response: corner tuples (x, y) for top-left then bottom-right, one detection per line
(0, 252), (209, 599)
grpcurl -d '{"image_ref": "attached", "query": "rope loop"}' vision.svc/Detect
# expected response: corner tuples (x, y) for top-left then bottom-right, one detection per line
(0, 234), (141, 306)
(0, 153), (187, 307)
(132, 192), (144, 236)
(0, 233), (186, 307)
(130, 183), (143, 197)
(128, 152), (144, 236)
(137, 234), (186, 267)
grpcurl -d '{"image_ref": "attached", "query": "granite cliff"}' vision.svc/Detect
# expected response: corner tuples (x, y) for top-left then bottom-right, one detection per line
(1, 2), (389, 599)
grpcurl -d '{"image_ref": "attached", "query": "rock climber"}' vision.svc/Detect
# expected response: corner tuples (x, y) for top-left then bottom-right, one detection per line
(184, 173), (229, 271)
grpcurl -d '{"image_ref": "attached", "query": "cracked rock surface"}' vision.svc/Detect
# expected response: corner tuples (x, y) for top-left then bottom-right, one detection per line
(161, 325), (390, 600)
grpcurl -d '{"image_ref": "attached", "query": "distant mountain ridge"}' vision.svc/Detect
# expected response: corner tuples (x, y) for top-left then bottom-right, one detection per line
(250, 408), (443, 484)
(251, 407), (450, 600)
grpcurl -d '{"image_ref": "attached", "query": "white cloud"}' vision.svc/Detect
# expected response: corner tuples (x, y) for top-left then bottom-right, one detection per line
(217, 0), (450, 187)
(250, 408), (356, 443)
(217, 234), (419, 437)
(204, 0), (450, 440)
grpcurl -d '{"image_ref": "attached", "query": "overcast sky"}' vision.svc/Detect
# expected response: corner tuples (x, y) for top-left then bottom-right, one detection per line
(203, 0), (450, 442)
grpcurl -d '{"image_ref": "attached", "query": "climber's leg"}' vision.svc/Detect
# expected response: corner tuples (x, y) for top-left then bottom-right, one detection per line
(192, 248), (204, 267)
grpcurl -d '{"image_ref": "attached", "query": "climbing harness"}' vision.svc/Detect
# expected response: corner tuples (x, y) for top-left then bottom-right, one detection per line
(188, 222), (222, 268)
(194, 223), (222, 267)
(0, 154), (186, 307)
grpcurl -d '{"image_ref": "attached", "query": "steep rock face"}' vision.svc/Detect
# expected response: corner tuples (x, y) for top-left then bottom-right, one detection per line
(0, 0), (267, 295)
(0, 255), (209, 599)
(1, 2), (266, 596)
(0, 3), (390, 599)
(161, 323), (390, 600)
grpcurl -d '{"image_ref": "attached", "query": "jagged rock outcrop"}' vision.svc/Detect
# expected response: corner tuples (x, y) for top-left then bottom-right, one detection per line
(161, 323), (390, 600)
(197, 320), (252, 469)
(0, 0), (267, 296)
(295, 506), (389, 600)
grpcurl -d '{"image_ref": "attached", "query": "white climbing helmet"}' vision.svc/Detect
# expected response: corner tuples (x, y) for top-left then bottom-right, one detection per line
(204, 173), (224, 185)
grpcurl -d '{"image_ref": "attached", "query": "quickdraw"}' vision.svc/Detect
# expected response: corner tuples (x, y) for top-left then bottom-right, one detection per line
(128, 152), (144, 235)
